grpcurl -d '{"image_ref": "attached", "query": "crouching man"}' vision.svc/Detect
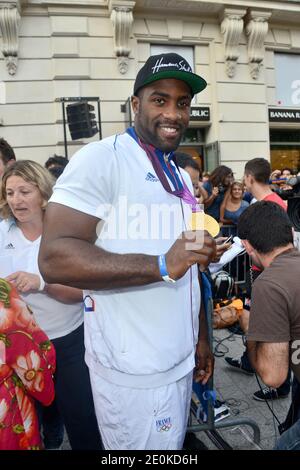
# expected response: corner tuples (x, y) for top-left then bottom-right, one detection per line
(237, 201), (300, 450)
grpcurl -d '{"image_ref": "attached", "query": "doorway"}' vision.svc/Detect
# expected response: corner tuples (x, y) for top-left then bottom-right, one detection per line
(179, 127), (217, 173)
(179, 145), (204, 171)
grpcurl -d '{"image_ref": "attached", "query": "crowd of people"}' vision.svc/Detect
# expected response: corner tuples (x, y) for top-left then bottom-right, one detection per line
(0, 50), (300, 452)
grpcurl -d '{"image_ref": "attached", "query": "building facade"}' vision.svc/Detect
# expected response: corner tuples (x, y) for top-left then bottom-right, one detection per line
(1, 0), (300, 176)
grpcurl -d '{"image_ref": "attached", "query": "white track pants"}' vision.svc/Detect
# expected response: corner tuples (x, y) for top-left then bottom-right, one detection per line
(89, 370), (193, 450)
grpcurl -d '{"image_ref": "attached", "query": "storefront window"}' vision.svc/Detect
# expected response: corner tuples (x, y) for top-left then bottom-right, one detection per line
(270, 129), (300, 173)
(275, 53), (300, 106)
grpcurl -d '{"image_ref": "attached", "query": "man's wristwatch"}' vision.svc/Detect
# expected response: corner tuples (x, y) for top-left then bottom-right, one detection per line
(158, 254), (176, 283)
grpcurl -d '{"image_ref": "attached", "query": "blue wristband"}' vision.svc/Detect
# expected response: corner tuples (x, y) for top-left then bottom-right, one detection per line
(158, 254), (168, 277)
(158, 254), (176, 283)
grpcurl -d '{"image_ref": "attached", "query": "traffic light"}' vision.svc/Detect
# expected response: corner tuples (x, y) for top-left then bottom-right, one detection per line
(66, 102), (98, 140)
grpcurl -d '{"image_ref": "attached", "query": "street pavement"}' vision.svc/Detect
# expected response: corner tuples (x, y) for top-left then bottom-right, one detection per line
(192, 328), (291, 450)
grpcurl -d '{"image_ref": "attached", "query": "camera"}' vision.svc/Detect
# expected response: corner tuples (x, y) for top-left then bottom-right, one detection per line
(275, 176), (300, 231)
(217, 184), (226, 194)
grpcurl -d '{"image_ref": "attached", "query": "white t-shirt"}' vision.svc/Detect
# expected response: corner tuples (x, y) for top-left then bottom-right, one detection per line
(50, 131), (201, 388)
(0, 219), (83, 340)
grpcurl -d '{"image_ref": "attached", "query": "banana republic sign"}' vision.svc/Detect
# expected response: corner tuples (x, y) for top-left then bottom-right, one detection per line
(269, 108), (300, 122)
(190, 106), (210, 121)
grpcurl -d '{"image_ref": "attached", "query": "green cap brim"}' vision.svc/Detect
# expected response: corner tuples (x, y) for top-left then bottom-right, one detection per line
(141, 70), (207, 96)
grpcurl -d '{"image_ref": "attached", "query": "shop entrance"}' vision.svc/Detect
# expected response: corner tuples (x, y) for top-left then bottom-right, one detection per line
(179, 128), (219, 173)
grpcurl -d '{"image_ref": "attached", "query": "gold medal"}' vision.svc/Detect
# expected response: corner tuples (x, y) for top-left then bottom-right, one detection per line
(190, 212), (220, 237)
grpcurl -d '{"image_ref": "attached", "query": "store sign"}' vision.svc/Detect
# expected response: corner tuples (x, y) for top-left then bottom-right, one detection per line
(269, 108), (300, 122)
(190, 106), (210, 121)
(275, 54), (300, 106)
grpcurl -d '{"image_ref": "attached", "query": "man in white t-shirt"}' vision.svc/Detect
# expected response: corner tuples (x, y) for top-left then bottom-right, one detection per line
(39, 53), (216, 450)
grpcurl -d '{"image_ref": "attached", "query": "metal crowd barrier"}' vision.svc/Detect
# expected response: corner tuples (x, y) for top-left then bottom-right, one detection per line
(221, 225), (250, 292)
(187, 285), (261, 447)
(186, 227), (261, 447)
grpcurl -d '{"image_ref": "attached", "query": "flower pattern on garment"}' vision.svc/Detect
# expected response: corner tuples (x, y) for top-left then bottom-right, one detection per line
(0, 281), (37, 332)
(0, 279), (55, 450)
(15, 387), (36, 449)
(13, 350), (44, 393)
(0, 398), (8, 423)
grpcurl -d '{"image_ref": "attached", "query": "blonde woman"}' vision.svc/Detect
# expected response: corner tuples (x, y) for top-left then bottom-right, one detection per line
(0, 160), (102, 450)
(220, 181), (249, 227)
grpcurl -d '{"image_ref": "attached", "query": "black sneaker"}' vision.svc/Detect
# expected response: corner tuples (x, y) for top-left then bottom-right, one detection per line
(253, 387), (289, 401)
(183, 432), (208, 450)
(225, 357), (254, 375)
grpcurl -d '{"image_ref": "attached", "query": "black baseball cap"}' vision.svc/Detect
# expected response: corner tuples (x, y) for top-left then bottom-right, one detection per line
(133, 53), (207, 97)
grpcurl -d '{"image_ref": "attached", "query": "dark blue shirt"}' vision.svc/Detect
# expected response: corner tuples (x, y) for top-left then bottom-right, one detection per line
(243, 191), (253, 204)
(203, 181), (225, 221)
(224, 200), (249, 225)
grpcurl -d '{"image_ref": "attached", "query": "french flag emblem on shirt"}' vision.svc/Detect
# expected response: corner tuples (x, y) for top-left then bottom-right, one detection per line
(84, 295), (95, 312)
